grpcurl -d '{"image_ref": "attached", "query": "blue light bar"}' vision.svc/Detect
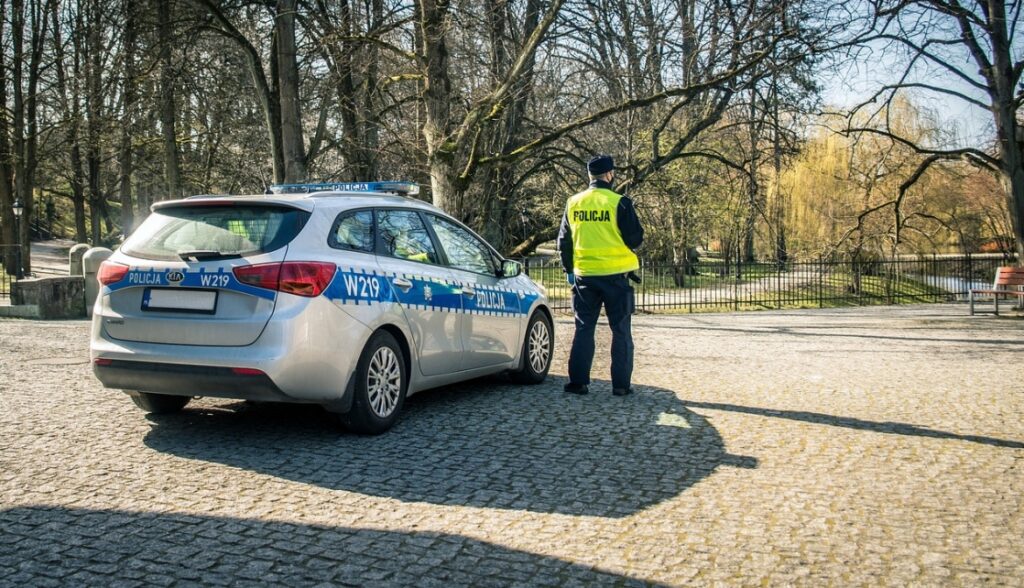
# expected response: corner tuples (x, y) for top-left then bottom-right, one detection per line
(269, 181), (420, 196)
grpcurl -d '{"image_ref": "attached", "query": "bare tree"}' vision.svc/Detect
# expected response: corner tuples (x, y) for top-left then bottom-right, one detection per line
(191, 0), (287, 182)
(840, 0), (1024, 261)
(50, 0), (88, 241)
(8, 0), (52, 272)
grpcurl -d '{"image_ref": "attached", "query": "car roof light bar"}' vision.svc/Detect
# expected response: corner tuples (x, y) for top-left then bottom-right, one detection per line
(269, 181), (420, 197)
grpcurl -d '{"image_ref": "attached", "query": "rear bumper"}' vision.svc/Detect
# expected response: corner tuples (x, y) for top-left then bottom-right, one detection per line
(89, 295), (372, 406)
(93, 360), (292, 402)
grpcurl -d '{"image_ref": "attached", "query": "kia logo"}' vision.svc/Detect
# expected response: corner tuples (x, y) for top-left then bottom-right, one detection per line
(167, 271), (185, 284)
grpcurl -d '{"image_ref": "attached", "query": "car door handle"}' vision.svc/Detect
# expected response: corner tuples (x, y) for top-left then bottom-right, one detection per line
(461, 285), (476, 297)
(392, 277), (413, 290)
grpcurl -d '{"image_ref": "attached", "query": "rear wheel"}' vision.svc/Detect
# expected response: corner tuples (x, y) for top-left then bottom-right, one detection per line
(342, 330), (407, 435)
(510, 311), (553, 384)
(129, 391), (190, 414)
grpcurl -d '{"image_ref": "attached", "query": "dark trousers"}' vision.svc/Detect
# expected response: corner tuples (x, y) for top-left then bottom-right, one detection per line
(568, 273), (634, 390)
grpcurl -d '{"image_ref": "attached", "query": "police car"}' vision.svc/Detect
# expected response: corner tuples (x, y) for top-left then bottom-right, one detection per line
(90, 182), (553, 434)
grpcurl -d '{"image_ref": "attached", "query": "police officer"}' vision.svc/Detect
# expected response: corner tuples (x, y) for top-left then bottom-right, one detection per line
(558, 155), (644, 396)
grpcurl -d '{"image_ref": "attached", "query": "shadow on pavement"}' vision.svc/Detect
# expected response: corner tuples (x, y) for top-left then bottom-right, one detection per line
(684, 400), (1024, 449)
(144, 378), (756, 518)
(0, 505), (664, 586)
(640, 319), (1024, 347)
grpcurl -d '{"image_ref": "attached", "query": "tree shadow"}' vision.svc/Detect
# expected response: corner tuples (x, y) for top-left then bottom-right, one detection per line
(143, 379), (756, 518)
(0, 506), (666, 586)
(638, 316), (1024, 347)
(683, 400), (1024, 449)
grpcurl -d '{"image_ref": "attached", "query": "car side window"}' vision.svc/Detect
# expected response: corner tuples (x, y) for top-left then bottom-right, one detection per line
(328, 210), (375, 253)
(378, 209), (440, 264)
(430, 215), (497, 275)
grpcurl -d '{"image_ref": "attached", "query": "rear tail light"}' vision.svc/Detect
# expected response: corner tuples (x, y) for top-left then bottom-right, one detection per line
(232, 262), (335, 297)
(278, 262), (336, 297)
(97, 262), (130, 286)
(230, 367), (265, 376)
(233, 263), (282, 291)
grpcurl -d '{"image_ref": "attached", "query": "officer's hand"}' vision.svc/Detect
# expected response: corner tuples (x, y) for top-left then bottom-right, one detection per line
(566, 273), (576, 286)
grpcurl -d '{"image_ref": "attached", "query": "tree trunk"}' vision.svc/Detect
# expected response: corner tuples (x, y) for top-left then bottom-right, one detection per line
(158, 0), (182, 199)
(360, 0), (384, 179)
(11, 0), (48, 274)
(118, 0), (137, 233)
(50, 0), (87, 242)
(679, 0), (696, 86)
(984, 0), (1024, 263)
(71, 14), (87, 242)
(771, 73), (787, 265)
(670, 203), (687, 287)
(86, 0), (103, 244)
(0, 0), (15, 272)
(999, 143), (1024, 263)
(12, 0), (26, 272)
(475, 0), (540, 246)
(419, 0), (457, 212)
(744, 93), (760, 263)
(276, 0), (306, 182)
(326, 0), (371, 180)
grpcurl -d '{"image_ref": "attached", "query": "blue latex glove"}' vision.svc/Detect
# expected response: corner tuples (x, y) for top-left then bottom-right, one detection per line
(566, 273), (576, 286)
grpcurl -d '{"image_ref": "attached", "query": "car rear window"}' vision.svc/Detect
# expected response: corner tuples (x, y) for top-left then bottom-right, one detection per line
(122, 205), (310, 261)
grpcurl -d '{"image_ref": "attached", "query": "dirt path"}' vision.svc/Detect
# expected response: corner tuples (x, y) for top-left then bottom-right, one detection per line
(27, 239), (75, 275)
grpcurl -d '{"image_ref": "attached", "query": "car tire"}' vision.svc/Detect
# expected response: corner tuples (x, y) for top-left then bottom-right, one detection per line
(129, 391), (190, 414)
(342, 330), (407, 435)
(510, 311), (553, 384)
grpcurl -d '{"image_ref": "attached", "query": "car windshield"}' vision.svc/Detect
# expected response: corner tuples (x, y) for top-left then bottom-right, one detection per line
(122, 204), (309, 261)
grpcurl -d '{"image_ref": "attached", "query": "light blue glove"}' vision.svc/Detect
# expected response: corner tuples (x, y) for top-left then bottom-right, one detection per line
(566, 273), (576, 286)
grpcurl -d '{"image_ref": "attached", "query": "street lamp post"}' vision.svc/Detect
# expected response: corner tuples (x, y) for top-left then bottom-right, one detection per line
(12, 199), (23, 279)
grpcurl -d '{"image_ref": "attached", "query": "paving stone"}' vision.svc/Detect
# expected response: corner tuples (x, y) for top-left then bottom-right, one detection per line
(1, 306), (1022, 586)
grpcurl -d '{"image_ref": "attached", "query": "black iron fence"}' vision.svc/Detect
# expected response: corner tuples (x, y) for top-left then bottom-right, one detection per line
(1, 247), (1015, 309)
(523, 254), (1018, 314)
(0, 245), (21, 299)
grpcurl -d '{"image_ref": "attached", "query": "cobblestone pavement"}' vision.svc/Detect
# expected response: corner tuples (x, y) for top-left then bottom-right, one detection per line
(1, 305), (1023, 586)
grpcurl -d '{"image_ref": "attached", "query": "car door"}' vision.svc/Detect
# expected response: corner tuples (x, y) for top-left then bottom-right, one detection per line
(427, 214), (522, 370)
(373, 208), (464, 377)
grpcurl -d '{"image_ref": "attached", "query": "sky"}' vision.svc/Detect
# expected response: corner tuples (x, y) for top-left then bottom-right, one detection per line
(819, 54), (996, 150)
(809, 3), (1018, 153)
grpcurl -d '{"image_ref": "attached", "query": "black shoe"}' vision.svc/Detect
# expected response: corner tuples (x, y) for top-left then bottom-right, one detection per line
(612, 387), (633, 397)
(564, 383), (589, 395)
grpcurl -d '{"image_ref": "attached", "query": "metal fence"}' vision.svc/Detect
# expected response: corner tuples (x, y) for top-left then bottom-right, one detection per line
(0, 245), (21, 299)
(0, 246), (1015, 309)
(523, 254), (1018, 314)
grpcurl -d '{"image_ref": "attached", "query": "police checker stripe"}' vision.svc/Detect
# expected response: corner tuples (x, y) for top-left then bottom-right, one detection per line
(102, 266), (540, 317)
(102, 267), (276, 300)
(325, 267), (539, 317)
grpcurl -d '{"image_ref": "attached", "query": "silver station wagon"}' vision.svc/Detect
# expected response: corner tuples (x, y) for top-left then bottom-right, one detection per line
(90, 182), (554, 434)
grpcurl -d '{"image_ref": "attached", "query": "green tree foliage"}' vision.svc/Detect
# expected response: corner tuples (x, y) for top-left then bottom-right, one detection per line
(781, 100), (1013, 259)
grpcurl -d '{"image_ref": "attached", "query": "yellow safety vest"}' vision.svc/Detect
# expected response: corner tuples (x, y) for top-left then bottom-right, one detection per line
(567, 187), (640, 276)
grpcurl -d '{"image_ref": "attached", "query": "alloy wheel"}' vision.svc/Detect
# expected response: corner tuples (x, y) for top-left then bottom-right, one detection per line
(367, 346), (402, 418)
(528, 320), (551, 374)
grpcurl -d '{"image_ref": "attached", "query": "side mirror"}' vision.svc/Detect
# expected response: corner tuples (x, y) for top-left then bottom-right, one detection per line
(500, 259), (522, 278)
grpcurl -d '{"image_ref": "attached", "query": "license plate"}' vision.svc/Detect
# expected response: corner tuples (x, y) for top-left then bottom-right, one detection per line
(142, 288), (218, 314)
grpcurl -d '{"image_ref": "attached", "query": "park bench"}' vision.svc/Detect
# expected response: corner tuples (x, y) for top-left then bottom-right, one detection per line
(969, 266), (1024, 315)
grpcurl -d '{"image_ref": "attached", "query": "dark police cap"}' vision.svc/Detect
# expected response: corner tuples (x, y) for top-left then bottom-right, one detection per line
(587, 155), (614, 176)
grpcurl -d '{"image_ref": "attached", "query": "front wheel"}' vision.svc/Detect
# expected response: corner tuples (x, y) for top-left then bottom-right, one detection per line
(510, 311), (553, 384)
(129, 391), (190, 414)
(342, 330), (407, 435)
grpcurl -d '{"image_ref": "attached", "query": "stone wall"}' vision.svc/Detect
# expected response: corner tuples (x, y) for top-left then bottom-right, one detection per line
(11, 277), (87, 319)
